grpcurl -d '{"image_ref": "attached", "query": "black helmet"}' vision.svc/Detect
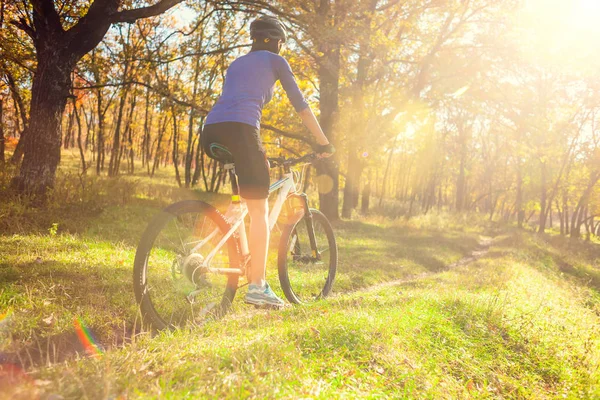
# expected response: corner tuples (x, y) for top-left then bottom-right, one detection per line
(250, 16), (287, 41)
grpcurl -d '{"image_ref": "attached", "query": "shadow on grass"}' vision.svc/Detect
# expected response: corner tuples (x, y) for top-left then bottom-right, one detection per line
(530, 234), (600, 292)
(0, 324), (141, 370)
(1, 258), (144, 369)
(0, 257), (139, 352)
(334, 220), (481, 285)
(0, 202), (486, 369)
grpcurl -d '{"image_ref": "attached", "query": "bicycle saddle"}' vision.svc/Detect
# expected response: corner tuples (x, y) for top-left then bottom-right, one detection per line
(209, 143), (234, 164)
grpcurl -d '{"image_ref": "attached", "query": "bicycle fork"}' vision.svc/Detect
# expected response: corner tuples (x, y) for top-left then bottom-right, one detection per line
(299, 194), (321, 261)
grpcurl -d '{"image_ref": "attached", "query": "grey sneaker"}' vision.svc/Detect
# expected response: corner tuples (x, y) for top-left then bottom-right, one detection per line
(245, 283), (285, 308)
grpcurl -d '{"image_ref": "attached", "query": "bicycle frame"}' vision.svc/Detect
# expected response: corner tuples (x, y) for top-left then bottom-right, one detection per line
(190, 163), (300, 274)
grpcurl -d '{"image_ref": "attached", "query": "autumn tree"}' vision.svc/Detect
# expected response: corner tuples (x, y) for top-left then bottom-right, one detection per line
(7, 0), (183, 197)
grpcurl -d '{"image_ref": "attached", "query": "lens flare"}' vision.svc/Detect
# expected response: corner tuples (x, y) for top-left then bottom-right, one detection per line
(315, 174), (334, 195)
(73, 317), (103, 358)
(362, 151), (369, 158)
(0, 310), (11, 331)
(0, 363), (34, 395)
(452, 85), (470, 98)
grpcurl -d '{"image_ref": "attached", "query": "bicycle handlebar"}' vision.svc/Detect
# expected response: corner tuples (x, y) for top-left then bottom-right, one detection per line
(268, 153), (317, 169)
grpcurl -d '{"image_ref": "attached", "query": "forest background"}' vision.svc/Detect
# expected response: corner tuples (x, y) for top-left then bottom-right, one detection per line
(1, 0), (599, 234)
(1, 1), (600, 398)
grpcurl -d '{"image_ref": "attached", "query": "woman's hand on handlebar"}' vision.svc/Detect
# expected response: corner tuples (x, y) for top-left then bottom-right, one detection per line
(313, 142), (335, 158)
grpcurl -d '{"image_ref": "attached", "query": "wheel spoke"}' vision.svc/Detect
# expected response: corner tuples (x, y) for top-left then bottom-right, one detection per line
(173, 218), (186, 253)
(279, 210), (336, 305)
(134, 203), (239, 330)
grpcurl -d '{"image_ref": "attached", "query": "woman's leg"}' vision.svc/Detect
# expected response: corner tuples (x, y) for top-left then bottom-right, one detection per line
(245, 198), (269, 287)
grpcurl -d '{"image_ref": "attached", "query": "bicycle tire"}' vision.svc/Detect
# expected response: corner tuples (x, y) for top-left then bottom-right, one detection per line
(133, 200), (240, 330)
(277, 208), (337, 304)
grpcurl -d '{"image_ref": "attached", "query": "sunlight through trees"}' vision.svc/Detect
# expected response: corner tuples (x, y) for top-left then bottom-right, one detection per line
(1, 0), (600, 236)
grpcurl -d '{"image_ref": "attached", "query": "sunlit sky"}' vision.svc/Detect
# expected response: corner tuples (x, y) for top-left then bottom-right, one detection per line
(172, 5), (197, 28)
(519, 0), (600, 69)
(169, 1), (600, 73)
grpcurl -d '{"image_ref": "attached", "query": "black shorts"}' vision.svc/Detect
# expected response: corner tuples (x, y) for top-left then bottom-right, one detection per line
(201, 122), (270, 199)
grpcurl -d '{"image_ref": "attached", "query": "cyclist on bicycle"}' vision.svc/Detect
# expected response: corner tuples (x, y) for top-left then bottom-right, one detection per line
(202, 15), (334, 308)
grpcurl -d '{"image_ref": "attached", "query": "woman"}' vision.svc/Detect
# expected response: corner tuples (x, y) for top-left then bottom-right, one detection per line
(202, 15), (334, 308)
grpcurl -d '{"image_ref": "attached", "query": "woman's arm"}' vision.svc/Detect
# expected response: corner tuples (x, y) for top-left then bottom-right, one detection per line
(276, 56), (333, 154)
(299, 107), (329, 146)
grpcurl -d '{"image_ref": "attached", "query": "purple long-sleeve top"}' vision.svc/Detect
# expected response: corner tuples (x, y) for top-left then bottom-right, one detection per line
(205, 50), (309, 129)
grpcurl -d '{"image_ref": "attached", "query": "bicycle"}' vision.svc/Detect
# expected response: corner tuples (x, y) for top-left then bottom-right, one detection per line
(133, 149), (338, 330)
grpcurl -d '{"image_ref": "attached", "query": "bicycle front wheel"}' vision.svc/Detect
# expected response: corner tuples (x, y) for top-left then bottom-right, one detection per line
(278, 208), (337, 304)
(133, 200), (239, 330)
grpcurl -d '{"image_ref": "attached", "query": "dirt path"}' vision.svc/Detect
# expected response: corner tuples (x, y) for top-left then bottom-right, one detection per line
(354, 235), (495, 294)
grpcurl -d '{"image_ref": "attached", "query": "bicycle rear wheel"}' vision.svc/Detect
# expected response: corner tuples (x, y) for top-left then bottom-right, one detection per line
(133, 200), (239, 330)
(278, 208), (337, 304)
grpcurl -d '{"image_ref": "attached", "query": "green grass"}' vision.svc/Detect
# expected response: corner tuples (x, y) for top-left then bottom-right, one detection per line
(1, 153), (600, 398)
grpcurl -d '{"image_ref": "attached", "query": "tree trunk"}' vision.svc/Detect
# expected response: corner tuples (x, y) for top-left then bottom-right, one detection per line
(7, 71), (28, 165)
(563, 190), (570, 235)
(407, 192), (417, 219)
(341, 1), (374, 219)
(192, 117), (205, 187)
(172, 105), (182, 188)
(96, 90), (106, 175)
(456, 155), (466, 211)
(0, 98), (4, 166)
(125, 93), (137, 175)
(584, 208), (591, 241)
(316, 0), (341, 221)
(72, 98), (87, 174)
(83, 103), (94, 153)
(108, 86), (128, 177)
(151, 116), (167, 178)
(361, 180), (371, 214)
(455, 119), (470, 212)
(201, 151), (210, 191)
(185, 50), (202, 188)
(556, 199), (564, 235)
(12, 54), (73, 195)
(142, 85), (151, 169)
(185, 107), (195, 188)
(379, 135), (398, 208)
(63, 108), (74, 150)
(538, 161), (547, 233)
(516, 164), (523, 228)
(342, 148), (363, 218)
(570, 172), (600, 239)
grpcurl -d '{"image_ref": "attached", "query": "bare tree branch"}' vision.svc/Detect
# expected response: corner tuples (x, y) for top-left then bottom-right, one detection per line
(260, 123), (312, 145)
(109, 0), (184, 24)
(131, 43), (251, 64)
(10, 18), (36, 40)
